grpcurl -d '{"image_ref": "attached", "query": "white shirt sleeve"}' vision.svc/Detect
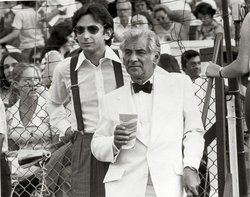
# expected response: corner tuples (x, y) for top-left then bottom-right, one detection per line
(46, 60), (71, 135)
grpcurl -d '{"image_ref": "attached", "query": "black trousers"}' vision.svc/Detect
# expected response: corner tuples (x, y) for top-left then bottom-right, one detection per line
(1, 153), (11, 197)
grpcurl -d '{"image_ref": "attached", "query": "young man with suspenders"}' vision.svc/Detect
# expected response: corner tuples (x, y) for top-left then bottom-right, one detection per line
(46, 3), (129, 197)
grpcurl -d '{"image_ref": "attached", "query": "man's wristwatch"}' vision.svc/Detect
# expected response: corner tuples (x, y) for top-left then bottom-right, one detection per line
(219, 67), (224, 78)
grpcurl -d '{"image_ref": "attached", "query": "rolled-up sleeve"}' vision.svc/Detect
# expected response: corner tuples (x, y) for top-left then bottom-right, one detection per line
(46, 59), (71, 135)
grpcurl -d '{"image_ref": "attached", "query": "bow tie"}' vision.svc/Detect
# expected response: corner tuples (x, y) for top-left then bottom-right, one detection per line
(132, 81), (152, 94)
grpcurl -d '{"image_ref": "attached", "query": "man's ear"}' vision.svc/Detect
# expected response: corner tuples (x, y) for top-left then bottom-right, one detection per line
(104, 28), (113, 41)
(153, 53), (160, 64)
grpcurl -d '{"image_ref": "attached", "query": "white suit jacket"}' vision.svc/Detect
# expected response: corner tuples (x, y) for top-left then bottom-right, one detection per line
(91, 70), (205, 197)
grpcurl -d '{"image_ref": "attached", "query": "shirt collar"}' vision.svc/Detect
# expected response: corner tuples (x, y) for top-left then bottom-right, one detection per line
(75, 45), (121, 71)
(131, 74), (154, 84)
(131, 74), (154, 94)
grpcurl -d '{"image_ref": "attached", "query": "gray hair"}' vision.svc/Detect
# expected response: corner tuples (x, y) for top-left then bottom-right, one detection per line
(120, 28), (161, 56)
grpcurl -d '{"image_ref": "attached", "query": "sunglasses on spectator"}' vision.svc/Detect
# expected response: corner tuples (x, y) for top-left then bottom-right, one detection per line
(156, 16), (165, 22)
(73, 25), (100, 35)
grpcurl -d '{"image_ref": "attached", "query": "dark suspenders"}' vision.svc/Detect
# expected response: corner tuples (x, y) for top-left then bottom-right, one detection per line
(70, 53), (124, 133)
(70, 54), (85, 132)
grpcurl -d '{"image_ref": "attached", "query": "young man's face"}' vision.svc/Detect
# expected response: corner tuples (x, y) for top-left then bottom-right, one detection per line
(75, 14), (108, 54)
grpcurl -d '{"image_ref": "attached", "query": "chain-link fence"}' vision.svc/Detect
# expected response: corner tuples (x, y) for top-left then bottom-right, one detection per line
(0, 73), (219, 197)
(0, 0), (232, 196)
(193, 77), (218, 197)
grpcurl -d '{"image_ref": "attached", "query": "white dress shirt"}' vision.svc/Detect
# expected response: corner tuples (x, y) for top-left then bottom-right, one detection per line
(46, 46), (129, 135)
(132, 77), (153, 146)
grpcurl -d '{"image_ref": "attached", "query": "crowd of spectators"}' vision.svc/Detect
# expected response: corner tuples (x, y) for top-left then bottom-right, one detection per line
(0, 0), (248, 196)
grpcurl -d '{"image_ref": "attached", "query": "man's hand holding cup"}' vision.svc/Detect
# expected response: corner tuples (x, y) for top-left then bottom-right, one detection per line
(114, 114), (138, 149)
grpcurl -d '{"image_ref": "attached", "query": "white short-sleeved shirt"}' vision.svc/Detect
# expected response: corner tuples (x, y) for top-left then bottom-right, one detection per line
(12, 8), (44, 50)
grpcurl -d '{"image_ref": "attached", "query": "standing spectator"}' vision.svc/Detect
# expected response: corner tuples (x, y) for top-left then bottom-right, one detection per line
(0, 1), (45, 62)
(0, 97), (11, 197)
(0, 1), (20, 48)
(113, 0), (132, 42)
(91, 28), (205, 197)
(153, 4), (191, 41)
(38, 0), (77, 28)
(206, 12), (250, 130)
(0, 50), (23, 104)
(46, 3), (129, 197)
(193, 2), (224, 40)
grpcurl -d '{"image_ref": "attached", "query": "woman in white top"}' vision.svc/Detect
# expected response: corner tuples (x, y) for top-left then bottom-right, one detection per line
(6, 63), (58, 196)
(206, 12), (250, 130)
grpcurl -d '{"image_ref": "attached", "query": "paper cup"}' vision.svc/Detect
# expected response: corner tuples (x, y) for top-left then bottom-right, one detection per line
(119, 114), (138, 149)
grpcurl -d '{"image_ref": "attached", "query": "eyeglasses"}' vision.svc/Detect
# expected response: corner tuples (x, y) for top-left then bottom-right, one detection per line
(156, 16), (165, 22)
(73, 25), (100, 35)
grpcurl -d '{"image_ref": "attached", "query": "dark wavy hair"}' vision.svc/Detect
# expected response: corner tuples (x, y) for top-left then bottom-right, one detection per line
(193, 2), (216, 18)
(159, 53), (181, 73)
(0, 52), (23, 89)
(41, 19), (73, 59)
(181, 50), (200, 70)
(72, 3), (114, 46)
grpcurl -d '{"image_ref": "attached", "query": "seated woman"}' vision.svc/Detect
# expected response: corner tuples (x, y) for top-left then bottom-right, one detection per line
(0, 50), (23, 105)
(193, 2), (224, 40)
(153, 4), (191, 41)
(6, 63), (58, 196)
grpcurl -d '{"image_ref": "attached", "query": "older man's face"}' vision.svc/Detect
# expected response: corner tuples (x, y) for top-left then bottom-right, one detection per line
(123, 36), (155, 84)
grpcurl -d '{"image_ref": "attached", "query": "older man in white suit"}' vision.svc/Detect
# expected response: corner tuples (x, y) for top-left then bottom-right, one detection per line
(91, 28), (205, 197)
